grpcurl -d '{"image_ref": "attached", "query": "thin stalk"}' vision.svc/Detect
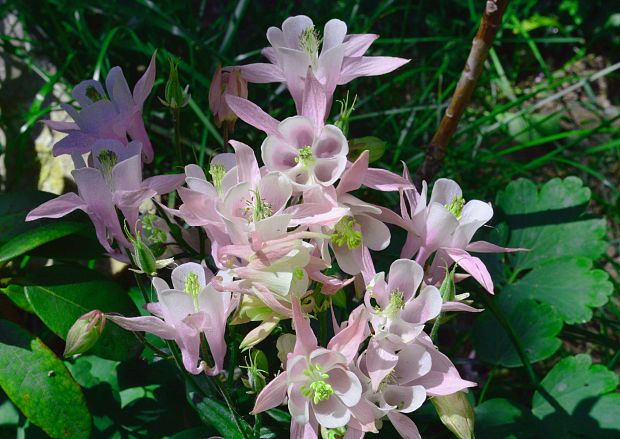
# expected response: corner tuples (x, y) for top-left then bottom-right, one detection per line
(172, 108), (182, 164)
(415, 0), (511, 184)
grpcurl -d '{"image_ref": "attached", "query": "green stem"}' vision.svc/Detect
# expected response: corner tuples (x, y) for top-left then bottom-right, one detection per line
(172, 108), (182, 164)
(478, 367), (497, 404)
(253, 413), (262, 439)
(429, 311), (443, 342)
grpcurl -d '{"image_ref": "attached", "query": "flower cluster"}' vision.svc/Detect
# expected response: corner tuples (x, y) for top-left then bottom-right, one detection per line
(29, 15), (517, 439)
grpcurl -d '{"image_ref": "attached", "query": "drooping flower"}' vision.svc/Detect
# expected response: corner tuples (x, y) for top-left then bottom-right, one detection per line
(45, 52), (158, 163)
(108, 263), (235, 375)
(26, 140), (184, 258)
(208, 66), (248, 132)
(236, 15), (409, 115)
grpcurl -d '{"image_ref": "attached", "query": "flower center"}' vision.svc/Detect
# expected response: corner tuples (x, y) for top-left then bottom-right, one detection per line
(97, 149), (118, 187)
(209, 162), (226, 195)
(299, 26), (321, 62)
(332, 217), (362, 249)
(445, 195), (465, 220)
(384, 290), (405, 319)
(300, 362), (333, 404)
(243, 190), (273, 222)
(294, 146), (315, 168)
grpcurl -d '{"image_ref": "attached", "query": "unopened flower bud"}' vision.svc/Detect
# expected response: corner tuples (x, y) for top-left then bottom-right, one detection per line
(125, 222), (173, 276)
(64, 310), (105, 357)
(160, 57), (190, 109)
(208, 67), (248, 131)
(431, 392), (475, 439)
(348, 136), (386, 164)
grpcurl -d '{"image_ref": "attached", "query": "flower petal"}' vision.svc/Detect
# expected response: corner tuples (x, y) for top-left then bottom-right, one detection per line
(251, 372), (288, 414)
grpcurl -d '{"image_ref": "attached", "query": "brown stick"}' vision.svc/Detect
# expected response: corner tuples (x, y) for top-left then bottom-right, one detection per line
(414, 0), (511, 185)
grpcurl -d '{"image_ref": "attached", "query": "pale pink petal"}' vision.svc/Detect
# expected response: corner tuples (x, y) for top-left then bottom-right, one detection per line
(313, 396), (351, 428)
(292, 297), (318, 356)
(393, 344), (432, 384)
(401, 286), (442, 324)
(386, 259), (424, 302)
(281, 15), (314, 48)
(356, 214), (390, 251)
(106, 66), (133, 113)
(106, 314), (176, 339)
(338, 151), (369, 195)
(171, 262), (208, 291)
(343, 34), (379, 57)
(133, 51), (157, 107)
(52, 131), (97, 156)
(158, 290), (196, 325)
(383, 384), (426, 413)
(261, 136), (299, 173)
(26, 193), (87, 221)
(322, 19), (347, 51)
(429, 178), (462, 206)
(338, 56), (410, 85)
(251, 371), (288, 414)
(142, 173), (185, 195)
(72, 79), (106, 106)
(362, 168), (413, 191)
(258, 172), (292, 212)
(314, 157), (347, 186)
(366, 339), (398, 391)
(238, 63), (285, 83)
(443, 248), (494, 293)
(442, 302), (483, 313)
(327, 368), (362, 407)
(327, 305), (368, 363)
(387, 412), (421, 439)
(301, 69), (326, 126)
(230, 140), (261, 187)
(466, 240), (527, 253)
(42, 119), (79, 133)
(225, 95), (280, 135)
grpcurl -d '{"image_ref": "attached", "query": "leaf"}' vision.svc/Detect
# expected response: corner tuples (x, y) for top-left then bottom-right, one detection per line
(532, 354), (620, 437)
(475, 398), (539, 439)
(0, 191), (55, 243)
(496, 177), (607, 270)
(0, 319), (91, 438)
(195, 398), (250, 439)
(0, 221), (90, 263)
(503, 257), (613, 323)
(24, 265), (142, 361)
(266, 408), (292, 424)
(1, 284), (33, 313)
(473, 298), (562, 367)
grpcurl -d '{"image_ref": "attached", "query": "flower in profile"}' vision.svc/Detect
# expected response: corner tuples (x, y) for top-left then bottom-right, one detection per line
(26, 140), (184, 258)
(236, 15), (409, 114)
(209, 66), (248, 133)
(108, 263), (235, 375)
(251, 299), (374, 436)
(45, 52), (158, 163)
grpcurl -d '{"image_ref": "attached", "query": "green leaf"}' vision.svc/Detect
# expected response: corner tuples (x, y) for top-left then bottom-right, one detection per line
(475, 398), (538, 439)
(0, 319), (91, 438)
(0, 191), (55, 243)
(532, 354), (620, 437)
(24, 265), (142, 361)
(1, 284), (33, 313)
(503, 257), (613, 323)
(265, 408), (291, 424)
(473, 298), (562, 367)
(0, 222), (89, 263)
(195, 398), (250, 439)
(497, 177), (607, 270)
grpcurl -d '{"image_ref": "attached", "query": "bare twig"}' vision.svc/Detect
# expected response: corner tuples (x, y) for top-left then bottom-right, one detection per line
(415, 0), (511, 185)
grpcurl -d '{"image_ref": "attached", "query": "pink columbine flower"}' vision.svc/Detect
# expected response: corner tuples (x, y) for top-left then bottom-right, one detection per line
(395, 176), (522, 293)
(208, 67), (248, 131)
(26, 140), (183, 257)
(236, 15), (409, 115)
(108, 263), (235, 375)
(45, 52), (157, 163)
(251, 299), (374, 437)
(363, 259), (443, 389)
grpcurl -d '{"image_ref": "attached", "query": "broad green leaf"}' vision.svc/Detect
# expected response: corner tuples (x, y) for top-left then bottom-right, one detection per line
(1, 284), (33, 313)
(195, 398), (250, 439)
(0, 319), (91, 438)
(532, 354), (620, 437)
(503, 257), (613, 323)
(473, 298), (562, 367)
(0, 221), (90, 263)
(0, 191), (55, 243)
(496, 177), (607, 270)
(24, 265), (142, 361)
(475, 398), (538, 439)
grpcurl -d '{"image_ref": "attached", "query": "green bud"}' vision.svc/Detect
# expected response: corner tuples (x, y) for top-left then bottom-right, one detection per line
(348, 136), (386, 163)
(431, 392), (475, 439)
(241, 350), (268, 395)
(63, 310), (105, 357)
(161, 57), (190, 109)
